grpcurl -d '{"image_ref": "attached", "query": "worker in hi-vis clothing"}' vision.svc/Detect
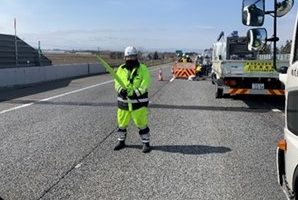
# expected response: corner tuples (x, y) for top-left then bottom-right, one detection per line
(114, 46), (151, 153)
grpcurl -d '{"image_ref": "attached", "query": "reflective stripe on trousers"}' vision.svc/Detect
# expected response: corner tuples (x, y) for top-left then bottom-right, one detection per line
(116, 128), (127, 141)
(139, 127), (150, 143)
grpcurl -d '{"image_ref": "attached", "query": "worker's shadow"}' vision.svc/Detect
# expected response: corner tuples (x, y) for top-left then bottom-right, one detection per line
(126, 145), (231, 155)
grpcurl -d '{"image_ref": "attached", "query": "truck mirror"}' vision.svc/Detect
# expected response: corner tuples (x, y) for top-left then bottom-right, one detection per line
(276, 0), (294, 17)
(242, 0), (265, 26)
(247, 28), (267, 51)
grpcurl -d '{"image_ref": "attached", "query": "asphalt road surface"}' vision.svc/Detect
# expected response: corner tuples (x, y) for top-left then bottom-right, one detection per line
(0, 63), (286, 200)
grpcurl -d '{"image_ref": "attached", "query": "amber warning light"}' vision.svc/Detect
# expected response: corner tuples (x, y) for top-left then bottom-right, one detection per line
(278, 139), (287, 151)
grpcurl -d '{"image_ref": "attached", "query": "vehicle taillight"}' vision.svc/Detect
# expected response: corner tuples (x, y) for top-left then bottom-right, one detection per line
(224, 80), (237, 86)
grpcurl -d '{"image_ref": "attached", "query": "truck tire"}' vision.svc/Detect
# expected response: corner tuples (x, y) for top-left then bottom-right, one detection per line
(211, 73), (215, 85)
(294, 167), (298, 200)
(215, 84), (223, 98)
(277, 148), (285, 186)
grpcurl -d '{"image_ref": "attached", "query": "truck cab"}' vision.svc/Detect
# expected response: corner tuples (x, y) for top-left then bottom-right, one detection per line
(276, 11), (298, 199)
(241, 0), (297, 198)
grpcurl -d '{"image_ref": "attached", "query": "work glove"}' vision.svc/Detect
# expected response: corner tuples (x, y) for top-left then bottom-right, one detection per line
(119, 89), (128, 98)
(126, 85), (134, 97)
(128, 88), (141, 98)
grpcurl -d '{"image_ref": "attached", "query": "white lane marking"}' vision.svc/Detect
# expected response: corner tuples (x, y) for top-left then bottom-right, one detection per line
(169, 76), (176, 82)
(0, 64), (172, 115)
(39, 80), (113, 102)
(272, 109), (282, 113)
(0, 103), (34, 114)
(0, 80), (113, 115)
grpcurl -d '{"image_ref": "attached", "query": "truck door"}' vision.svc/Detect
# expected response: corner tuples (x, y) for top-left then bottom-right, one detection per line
(285, 13), (298, 190)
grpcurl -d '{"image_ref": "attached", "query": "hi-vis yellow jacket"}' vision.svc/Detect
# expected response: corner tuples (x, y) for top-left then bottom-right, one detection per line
(115, 63), (151, 111)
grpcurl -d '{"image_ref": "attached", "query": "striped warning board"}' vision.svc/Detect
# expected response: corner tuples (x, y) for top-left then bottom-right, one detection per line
(228, 89), (249, 95)
(173, 68), (196, 78)
(267, 89), (285, 96)
(228, 88), (284, 96)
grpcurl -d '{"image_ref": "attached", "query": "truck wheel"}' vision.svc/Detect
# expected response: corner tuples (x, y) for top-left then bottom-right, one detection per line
(211, 73), (215, 85)
(294, 169), (298, 200)
(295, 182), (298, 200)
(215, 84), (223, 98)
(277, 149), (285, 186)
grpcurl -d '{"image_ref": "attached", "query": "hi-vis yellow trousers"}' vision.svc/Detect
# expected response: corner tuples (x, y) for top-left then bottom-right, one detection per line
(117, 107), (148, 129)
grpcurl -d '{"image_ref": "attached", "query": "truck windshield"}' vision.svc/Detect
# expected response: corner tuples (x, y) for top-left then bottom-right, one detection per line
(294, 22), (298, 63)
(287, 90), (298, 136)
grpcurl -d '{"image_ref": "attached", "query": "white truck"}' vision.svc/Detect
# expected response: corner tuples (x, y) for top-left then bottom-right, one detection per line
(241, 0), (298, 198)
(276, 11), (298, 200)
(211, 32), (288, 98)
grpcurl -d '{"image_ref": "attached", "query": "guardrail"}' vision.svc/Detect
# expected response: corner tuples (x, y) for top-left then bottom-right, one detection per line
(0, 63), (105, 88)
(257, 54), (290, 61)
(0, 59), (174, 88)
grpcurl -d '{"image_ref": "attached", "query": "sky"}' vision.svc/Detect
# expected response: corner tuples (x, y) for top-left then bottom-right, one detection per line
(0, 0), (297, 52)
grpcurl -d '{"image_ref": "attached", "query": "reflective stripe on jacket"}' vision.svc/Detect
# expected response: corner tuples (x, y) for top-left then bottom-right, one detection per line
(115, 63), (151, 111)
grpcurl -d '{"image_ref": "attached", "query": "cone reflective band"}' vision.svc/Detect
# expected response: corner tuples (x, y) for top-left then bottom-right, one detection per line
(96, 55), (127, 90)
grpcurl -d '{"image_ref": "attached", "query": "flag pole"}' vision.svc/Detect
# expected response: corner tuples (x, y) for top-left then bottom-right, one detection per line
(14, 18), (18, 66)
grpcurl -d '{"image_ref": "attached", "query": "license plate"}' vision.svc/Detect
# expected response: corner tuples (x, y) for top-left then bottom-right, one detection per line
(252, 83), (265, 90)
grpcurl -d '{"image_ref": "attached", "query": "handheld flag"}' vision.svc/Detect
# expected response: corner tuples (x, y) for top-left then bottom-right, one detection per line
(96, 55), (127, 90)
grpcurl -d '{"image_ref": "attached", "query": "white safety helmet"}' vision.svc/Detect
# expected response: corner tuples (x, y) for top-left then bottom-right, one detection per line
(124, 46), (138, 57)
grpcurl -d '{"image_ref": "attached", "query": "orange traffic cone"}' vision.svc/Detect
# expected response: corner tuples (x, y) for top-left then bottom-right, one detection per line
(158, 68), (163, 81)
(170, 67), (176, 82)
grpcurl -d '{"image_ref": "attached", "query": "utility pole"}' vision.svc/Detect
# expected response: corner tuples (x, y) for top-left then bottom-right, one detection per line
(273, 0), (278, 71)
(38, 41), (41, 66)
(265, 0), (280, 71)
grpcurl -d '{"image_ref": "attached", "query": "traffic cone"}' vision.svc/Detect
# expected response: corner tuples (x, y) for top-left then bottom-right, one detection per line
(170, 67), (176, 82)
(158, 68), (163, 81)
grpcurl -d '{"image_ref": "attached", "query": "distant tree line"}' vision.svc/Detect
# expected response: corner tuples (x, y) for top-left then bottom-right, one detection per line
(110, 51), (123, 59)
(280, 40), (292, 54)
(108, 51), (176, 60)
(259, 40), (292, 54)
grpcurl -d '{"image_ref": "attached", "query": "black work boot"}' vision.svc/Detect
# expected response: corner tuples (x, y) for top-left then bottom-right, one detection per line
(114, 141), (126, 151)
(142, 143), (151, 153)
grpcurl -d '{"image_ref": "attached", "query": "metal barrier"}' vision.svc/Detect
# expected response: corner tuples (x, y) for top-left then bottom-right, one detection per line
(257, 54), (290, 61)
(0, 63), (106, 88)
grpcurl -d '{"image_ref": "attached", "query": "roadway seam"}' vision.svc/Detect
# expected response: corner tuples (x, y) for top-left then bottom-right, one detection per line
(36, 65), (172, 199)
(37, 127), (117, 200)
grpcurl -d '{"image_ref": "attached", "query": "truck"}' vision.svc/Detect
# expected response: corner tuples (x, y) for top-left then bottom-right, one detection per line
(211, 31), (288, 98)
(195, 49), (213, 76)
(241, 0), (297, 199)
(277, 32), (298, 198)
(277, 14), (298, 200)
(276, 8), (298, 200)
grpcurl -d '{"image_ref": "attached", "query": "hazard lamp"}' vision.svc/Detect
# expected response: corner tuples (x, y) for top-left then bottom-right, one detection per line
(278, 139), (287, 151)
